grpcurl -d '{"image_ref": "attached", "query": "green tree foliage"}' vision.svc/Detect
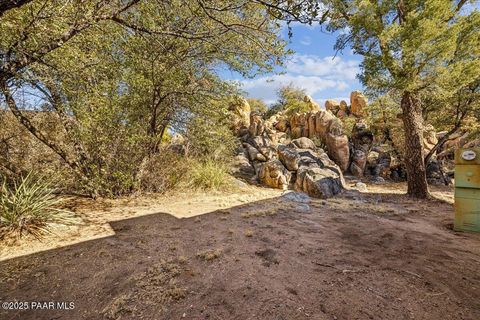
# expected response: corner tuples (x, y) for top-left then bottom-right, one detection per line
(247, 98), (269, 113)
(422, 77), (480, 161)
(268, 84), (310, 117)
(0, 0), (303, 196)
(324, 0), (480, 198)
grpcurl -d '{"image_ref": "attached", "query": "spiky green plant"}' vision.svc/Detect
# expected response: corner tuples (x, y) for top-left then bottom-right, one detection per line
(0, 173), (77, 240)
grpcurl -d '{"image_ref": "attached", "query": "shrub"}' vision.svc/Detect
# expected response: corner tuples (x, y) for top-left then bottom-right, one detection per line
(196, 249), (222, 261)
(340, 116), (357, 138)
(267, 85), (311, 118)
(0, 173), (77, 240)
(187, 160), (231, 190)
(136, 149), (191, 193)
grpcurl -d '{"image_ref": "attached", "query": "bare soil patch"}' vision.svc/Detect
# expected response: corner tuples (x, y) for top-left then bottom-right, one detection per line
(1, 183), (480, 320)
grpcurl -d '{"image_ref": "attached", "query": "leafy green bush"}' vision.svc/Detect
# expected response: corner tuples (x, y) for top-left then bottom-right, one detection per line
(0, 173), (77, 240)
(187, 160), (231, 190)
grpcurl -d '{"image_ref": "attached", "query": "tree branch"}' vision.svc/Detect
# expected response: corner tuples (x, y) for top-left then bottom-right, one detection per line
(0, 0), (33, 17)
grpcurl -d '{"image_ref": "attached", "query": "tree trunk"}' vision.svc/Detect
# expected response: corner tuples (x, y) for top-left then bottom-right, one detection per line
(400, 91), (430, 199)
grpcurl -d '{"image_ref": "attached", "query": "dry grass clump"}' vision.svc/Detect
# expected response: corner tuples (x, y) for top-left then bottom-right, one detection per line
(241, 207), (278, 218)
(244, 229), (253, 237)
(103, 258), (187, 319)
(196, 249), (222, 261)
(103, 294), (136, 320)
(0, 173), (78, 240)
(187, 160), (232, 191)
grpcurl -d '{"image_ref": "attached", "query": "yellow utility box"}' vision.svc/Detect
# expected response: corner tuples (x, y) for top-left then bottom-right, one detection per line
(454, 147), (480, 232)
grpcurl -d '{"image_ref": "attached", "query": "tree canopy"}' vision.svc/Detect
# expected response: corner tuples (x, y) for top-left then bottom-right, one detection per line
(0, 0), (311, 195)
(322, 0), (480, 198)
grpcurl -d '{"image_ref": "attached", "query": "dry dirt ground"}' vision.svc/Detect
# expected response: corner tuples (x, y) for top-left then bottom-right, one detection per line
(1, 182), (480, 320)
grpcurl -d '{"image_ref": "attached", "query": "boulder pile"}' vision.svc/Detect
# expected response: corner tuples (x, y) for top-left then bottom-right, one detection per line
(230, 95), (357, 198)
(229, 90), (456, 196)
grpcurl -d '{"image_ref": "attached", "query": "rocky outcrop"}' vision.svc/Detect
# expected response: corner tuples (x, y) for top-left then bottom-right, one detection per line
(245, 129), (344, 197)
(325, 99), (340, 113)
(230, 89), (456, 194)
(230, 98), (251, 134)
(304, 95), (321, 112)
(350, 91), (367, 117)
(349, 122), (374, 177)
(290, 137), (316, 150)
(287, 109), (351, 172)
(258, 159), (291, 190)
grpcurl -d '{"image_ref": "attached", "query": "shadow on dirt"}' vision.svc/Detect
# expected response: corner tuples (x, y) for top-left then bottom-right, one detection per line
(1, 193), (479, 320)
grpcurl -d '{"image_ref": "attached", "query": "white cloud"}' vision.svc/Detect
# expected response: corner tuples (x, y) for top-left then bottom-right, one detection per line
(238, 54), (360, 104)
(241, 74), (348, 104)
(285, 54), (359, 80)
(299, 36), (312, 46)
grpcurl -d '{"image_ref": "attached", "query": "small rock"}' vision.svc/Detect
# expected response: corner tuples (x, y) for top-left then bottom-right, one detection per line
(290, 137), (317, 150)
(281, 191), (311, 203)
(371, 176), (385, 184)
(232, 178), (248, 189)
(295, 203), (311, 212)
(355, 182), (368, 192)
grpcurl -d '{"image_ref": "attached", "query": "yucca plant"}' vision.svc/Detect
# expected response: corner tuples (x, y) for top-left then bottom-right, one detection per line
(0, 173), (77, 240)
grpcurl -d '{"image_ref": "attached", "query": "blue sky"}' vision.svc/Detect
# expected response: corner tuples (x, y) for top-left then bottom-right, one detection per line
(224, 23), (363, 107)
(223, 1), (480, 107)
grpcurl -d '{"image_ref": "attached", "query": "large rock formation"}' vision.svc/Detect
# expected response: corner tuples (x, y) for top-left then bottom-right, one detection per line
(230, 93), (356, 197)
(230, 89), (455, 194)
(256, 135), (344, 197)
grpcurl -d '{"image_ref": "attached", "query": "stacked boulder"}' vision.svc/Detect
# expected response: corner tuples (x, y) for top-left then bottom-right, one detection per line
(231, 102), (346, 198)
(229, 90), (456, 194)
(254, 136), (344, 198)
(325, 91), (367, 119)
(349, 121), (374, 177)
(275, 107), (350, 172)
